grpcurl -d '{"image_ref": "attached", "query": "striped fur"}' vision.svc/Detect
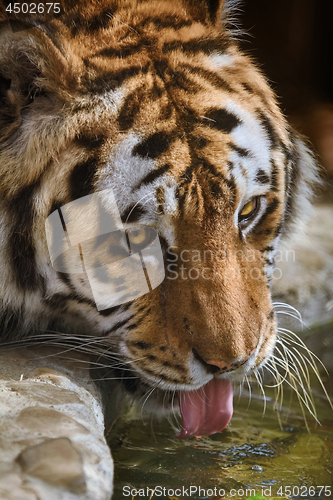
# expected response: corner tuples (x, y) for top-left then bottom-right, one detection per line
(0, 1), (318, 412)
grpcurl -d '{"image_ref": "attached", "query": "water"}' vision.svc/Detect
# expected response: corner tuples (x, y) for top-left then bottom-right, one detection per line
(109, 341), (333, 500)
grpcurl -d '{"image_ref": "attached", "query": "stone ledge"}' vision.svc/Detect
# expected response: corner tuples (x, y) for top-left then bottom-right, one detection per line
(0, 347), (113, 500)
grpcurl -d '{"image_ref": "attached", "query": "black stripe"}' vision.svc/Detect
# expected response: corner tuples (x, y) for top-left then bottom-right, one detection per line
(168, 70), (203, 93)
(208, 179), (223, 198)
(178, 105), (200, 129)
(179, 63), (234, 92)
(225, 173), (237, 200)
(156, 186), (165, 214)
(257, 111), (279, 148)
(180, 158), (236, 205)
(193, 136), (209, 149)
(93, 39), (148, 60)
(162, 360), (186, 372)
(262, 245), (274, 252)
(43, 293), (96, 308)
(162, 36), (228, 55)
(137, 16), (193, 29)
(117, 81), (163, 131)
(9, 182), (44, 291)
(159, 103), (173, 121)
(256, 169), (270, 184)
(107, 317), (132, 334)
(99, 302), (132, 317)
(176, 186), (187, 214)
(82, 11), (113, 32)
(229, 143), (251, 157)
(127, 315), (145, 330)
(137, 164), (171, 188)
(200, 158), (223, 179)
(131, 341), (153, 350)
(270, 160), (279, 191)
(257, 198), (280, 227)
(242, 82), (254, 93)
(257, 228), (274, 236)
(133, 131), (174, 159)
(121, 204), (146, 223)
(204, 108), (241, 133)
(85, 63), (150, 93)
(56, 271), (78, 292)
(74, 134), (106, 151)
(118, 87), (147, 131)
(68, 7), (115, 35)
(69, 157), (97, 200)
(153, 58), (169, 76)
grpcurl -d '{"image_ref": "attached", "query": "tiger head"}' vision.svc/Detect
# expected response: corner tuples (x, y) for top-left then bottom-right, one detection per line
(0, 0), (318, 437)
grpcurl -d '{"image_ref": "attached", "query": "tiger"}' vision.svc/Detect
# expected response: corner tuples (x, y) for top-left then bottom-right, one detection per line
(0, 0), (319, 442)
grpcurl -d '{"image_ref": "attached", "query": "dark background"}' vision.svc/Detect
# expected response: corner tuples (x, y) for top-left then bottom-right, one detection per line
(239, 0), (333, 178)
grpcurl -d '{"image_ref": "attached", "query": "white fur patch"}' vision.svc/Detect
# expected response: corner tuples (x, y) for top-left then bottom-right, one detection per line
(208, 53), (235, 68)
(97, 134), (157, 214)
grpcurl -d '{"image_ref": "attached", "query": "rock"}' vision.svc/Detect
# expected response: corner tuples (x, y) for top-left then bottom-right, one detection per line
(0, 347), (113, 500)
(16, 407), (89, 437)
(16, 437), (86, 491)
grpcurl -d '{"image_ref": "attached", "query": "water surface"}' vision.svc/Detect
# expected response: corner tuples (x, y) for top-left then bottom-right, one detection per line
(109, 328), (333, 500)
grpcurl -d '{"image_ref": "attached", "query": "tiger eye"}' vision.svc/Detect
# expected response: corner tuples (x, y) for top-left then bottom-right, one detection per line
(127, 228), (148, 245)
(240, 199), (256, 217)
(239, 197), (260, 225)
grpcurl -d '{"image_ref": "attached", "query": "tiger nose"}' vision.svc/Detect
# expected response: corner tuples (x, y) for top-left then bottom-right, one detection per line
(193, 348), (256, 375)
(205, 350), (256, 374)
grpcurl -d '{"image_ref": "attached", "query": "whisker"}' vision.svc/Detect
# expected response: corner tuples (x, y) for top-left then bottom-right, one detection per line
(245, 375), (252, 409)
(278, 329), (333, 409)
(272, 302), (303, 322)
(125, 193), (155, 224)
(254, 369), (267, 416)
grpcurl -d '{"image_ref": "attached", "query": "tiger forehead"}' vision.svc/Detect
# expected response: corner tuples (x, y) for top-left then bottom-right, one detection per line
(61, 8), (289, 163)
(57, 1), (285, 129)
(74, 40), (287, 182)
(46, 0), (290, 168)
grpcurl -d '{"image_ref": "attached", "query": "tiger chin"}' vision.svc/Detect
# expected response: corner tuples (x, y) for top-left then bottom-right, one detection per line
(0, 0), (319, 440)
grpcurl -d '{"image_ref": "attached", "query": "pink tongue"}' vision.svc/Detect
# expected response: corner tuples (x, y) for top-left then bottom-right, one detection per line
(177, 378), (233, 439)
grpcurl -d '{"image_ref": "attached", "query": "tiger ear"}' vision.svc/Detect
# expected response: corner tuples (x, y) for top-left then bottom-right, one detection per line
(0, 22), (42, 139)
(0, 21), (68, 142)
(0, 71), (19, 142)
(183, 0), (228, 25)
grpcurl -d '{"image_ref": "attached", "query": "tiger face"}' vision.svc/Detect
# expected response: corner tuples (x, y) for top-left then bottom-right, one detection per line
(0, 0), (318, 437)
